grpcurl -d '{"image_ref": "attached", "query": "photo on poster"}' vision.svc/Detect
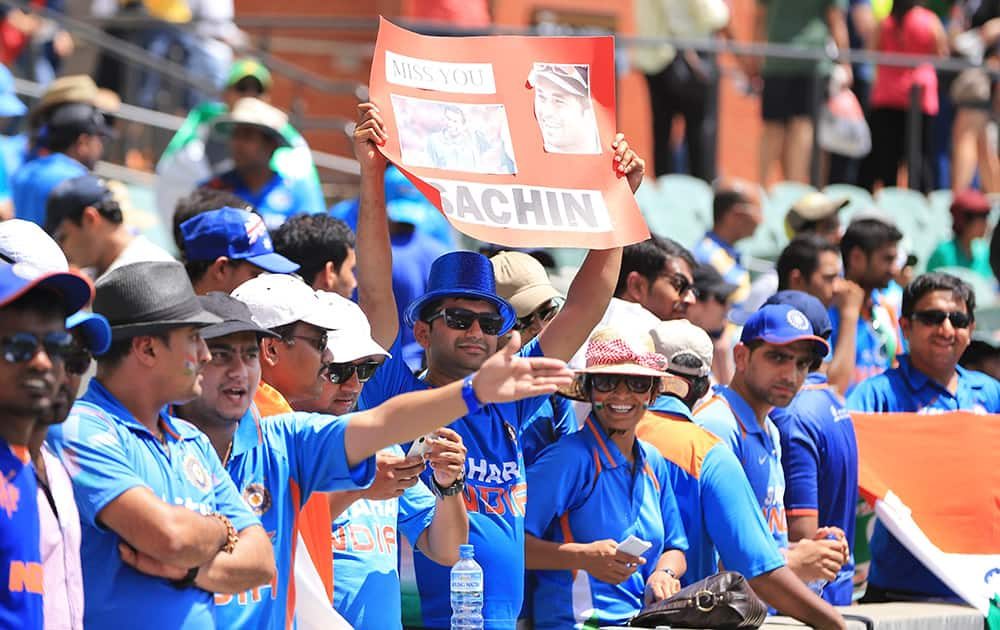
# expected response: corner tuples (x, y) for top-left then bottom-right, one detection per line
(528, 63), (602, 155)
(390, 94), (517, 175)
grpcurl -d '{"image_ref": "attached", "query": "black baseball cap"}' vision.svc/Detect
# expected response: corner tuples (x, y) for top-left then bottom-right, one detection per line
(40, 102), (116, 148)
(693, 263), (738, 303)
(45, 175), (114, 234)
(198, 292), (280, 341)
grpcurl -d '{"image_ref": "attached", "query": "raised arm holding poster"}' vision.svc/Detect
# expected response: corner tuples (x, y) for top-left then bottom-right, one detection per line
(368, 17), (650, 249)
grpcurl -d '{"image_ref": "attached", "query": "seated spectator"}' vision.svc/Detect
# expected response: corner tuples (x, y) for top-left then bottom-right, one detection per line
(692, 178), (762, 307)
(202, 98), (324, 229)
(613, 235), (697, 323)
(637, 319), (847, 629)
(766, 291), (858, 606)
(492, 250), (577, 465)
(171, 187), (254, 255)
(0, 259), (93, 630)
(926, 189), (993, 279)
(271, 214), (357, 298)
(751, 0), (850, 183)
(156, 59), (324, 227)
(830, 214), (904, 393)
(12, 102), (113, 226)
(45, 175), (174, 282)
(526, 327), (688, 629)
(848, 272), (1000, 602)
(45, 260), (277, 627)
(695, 305), (849, 585)
(734, 192), (848, 324)
(180, 206), (299, 294)
(859, 0), (948, 193)
(959, 335), (1000, 381)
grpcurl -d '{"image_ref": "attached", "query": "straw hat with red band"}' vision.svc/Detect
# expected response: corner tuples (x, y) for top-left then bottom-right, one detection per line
(559, 327), (671, 401)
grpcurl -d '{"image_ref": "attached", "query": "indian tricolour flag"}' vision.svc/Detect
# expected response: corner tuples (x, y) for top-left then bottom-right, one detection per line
(852, 410), (1000, 626)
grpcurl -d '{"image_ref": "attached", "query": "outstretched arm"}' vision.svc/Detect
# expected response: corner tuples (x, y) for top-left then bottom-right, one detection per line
(537, 133), (641, 361)
(749, 566), (847, 630)
(343, 331), (573, 466)
(353, 102), (399, 349)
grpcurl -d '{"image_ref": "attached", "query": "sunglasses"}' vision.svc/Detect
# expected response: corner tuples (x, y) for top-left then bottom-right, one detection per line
(425, 308), (505, 336)
(65, 347), (93, 376)
(1, 331), (75, 365)
(514, 299), (564, 332)
(588, 373), (657, 394)
(911, 309), (972, 329)
(662, 272), (697, 298)
(324, 360), (380, 384)
(285, 333), (328, 353)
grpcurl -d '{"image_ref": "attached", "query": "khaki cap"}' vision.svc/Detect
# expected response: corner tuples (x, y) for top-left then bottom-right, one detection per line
(29, 75), (120, 129)
(786, 192), (849, 234)
(491, 251), (561, 318)
(212, 97), (289, 147)
(649, 319), (713, 378)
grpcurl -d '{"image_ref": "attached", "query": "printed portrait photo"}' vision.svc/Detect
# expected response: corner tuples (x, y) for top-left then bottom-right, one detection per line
(528, 63), (601, 155)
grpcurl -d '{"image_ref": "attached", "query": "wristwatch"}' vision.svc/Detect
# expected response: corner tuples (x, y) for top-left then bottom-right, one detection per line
(169, 566), (200, 589)
(431, 473), (466, 498)
(661, 567), (678, 579)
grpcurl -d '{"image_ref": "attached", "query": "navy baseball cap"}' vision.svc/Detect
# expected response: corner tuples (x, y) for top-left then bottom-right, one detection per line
(740, 303), (830, 358)
(0, 261), (93, 316)
(764, 290), (832, 340)
(180, 208), (299, 274)
(66, 311), (111, 355)
(45, 175), (114, 235)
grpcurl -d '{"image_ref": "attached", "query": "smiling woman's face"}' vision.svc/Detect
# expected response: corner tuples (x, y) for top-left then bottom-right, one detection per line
(588, 372), (658, 434)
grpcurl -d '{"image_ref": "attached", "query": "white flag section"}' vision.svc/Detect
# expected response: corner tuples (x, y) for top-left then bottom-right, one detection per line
(293, 533), (354, 629)
(874, 491), (1000, 616)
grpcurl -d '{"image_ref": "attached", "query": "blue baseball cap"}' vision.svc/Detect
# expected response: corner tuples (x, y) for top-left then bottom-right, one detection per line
(0, 65), (26, 118)
(0, 262), (93, 316)
(66, 311), (111, 355)
(740, 303), (830, 358)
(180, 208), (299, 274)
(764, 290), (832, 340)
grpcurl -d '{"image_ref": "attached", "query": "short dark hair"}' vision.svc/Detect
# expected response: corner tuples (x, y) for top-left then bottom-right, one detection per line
(839, 219), (903, 269)
(960, 340), (998, 372)
(185, 258), (245, 285)
(712, 190), (750, 224)
(615, 235), (696, 297)
(901, 272), (976, 320)
(776, 234), (839, 291)
(271, 215), (356, 285)
(173, 188), (255, 256)
(57, 196), (124, 228)
(668, 354), (711, 408)
(97, 333), (171, 371)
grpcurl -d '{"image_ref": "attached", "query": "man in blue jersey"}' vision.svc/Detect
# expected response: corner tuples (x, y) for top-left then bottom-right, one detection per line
(353, 101), (640, 628)
(766, 291), (859, 606)
(848, 272), (1000, 602)
(694, 304), (849, 588)
(637, 319), (847, 630)
(0, 259), (92, 630)
(830, 215), (904, 394)
(45, 260), (277, 629)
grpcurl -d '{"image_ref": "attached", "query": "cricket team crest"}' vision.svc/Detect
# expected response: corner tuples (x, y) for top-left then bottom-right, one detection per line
(243, 482), (272, 515)
(182, 453), (212, 492)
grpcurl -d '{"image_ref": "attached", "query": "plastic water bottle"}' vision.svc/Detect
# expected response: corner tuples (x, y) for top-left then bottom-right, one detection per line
(450, 544), (484, 629)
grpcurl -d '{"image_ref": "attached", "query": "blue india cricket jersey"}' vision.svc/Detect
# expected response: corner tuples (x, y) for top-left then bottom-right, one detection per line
(0, 438), (42, 630)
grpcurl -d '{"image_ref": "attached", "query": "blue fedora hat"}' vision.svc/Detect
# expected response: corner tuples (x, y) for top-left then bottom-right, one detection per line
(403, 251), (516, 334)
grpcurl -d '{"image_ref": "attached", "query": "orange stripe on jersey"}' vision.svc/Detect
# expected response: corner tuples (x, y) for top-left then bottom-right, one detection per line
(9, 445), (29, 464)
(298, 495), (334, 604)
(592, 448), (603, 475)
(286, 481), (301, 630)
(786, 508), (820, 517)
(559, 513), (577, 580)
(636, 412), (722, 480)
(585, 416), (616, 470)
(642, 462), (660, 492)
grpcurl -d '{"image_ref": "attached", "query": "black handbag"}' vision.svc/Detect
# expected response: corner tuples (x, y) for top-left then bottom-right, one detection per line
(628, 571), (767, 629)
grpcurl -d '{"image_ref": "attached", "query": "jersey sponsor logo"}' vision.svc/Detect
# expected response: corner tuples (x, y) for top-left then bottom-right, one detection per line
(0, 471), (21, 518)
(182, 453), (212, 492)
(215, 570), (278, 606)
(462, 481), (527, 517)
(830, 406), (852, 422)
(8, 560), (43, 594)
(242, 483), (271, 516)
(465, 457), (520, 484)
(757, 454), (768, 465)
(763, 485), (787, 536)
(332, 523), (399, 556)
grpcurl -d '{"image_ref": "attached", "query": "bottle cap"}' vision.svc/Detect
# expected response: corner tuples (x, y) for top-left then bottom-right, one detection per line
(459, 544), (474, 558)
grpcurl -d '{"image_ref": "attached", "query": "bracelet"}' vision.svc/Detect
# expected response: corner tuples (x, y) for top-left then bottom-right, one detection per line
(211, 512), (239, 554)
(169, 566), (200, 589)
(461, 374), (482, 414)
(662, 567), (678, 579)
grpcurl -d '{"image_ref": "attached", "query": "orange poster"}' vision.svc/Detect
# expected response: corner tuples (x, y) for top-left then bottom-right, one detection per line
(368, 17), (649, 249)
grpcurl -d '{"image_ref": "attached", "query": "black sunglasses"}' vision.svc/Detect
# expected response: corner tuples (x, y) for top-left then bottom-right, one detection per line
(1, 331), (75, 365)
(285, 333), (328, 353)
(662, 272), (696, 298)
(911, 309), (972, 329)
(588, 373), (657, 394)
(514, 299), (564, 332)
(65, 347), (93, 376)
(425, 308), (504, 336)
(324, 360), (380, 384)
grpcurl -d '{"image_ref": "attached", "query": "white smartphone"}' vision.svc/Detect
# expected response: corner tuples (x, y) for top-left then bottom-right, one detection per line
(405, 434), (435, 459)
(617, 535), (653, 557)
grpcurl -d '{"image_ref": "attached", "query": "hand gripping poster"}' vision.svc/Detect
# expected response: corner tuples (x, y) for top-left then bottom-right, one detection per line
(368, 18), (650, 249)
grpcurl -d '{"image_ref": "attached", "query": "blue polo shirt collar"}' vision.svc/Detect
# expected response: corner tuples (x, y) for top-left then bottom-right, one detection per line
(706, 231), (741, 264)
(230, 403), (264, 459)
(716, 386), (765, 437)
(896, 354), (980, 399)
(804, 372), (828, 387)
(649, 395), (694, 422)
(581, 414), (648, 472)
(84, 379), (197, 442)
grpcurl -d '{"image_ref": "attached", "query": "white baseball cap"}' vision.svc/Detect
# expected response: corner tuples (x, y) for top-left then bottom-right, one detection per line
(230, 273), (342, 331)
(317, 291), (390, 362)
(0, 219), (68, 272)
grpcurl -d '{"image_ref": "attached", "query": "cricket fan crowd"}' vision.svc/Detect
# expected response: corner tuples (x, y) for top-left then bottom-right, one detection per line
(1, 3), (999, 630)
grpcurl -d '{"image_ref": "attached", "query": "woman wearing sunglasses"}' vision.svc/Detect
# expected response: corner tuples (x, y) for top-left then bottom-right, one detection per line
(524, 327), (688, 629)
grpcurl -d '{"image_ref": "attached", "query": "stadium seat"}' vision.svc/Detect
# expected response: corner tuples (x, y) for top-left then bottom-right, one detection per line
(934, 266), (998, 309)
(635, 174), (713, 249)
(822, 183), (874, 223)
